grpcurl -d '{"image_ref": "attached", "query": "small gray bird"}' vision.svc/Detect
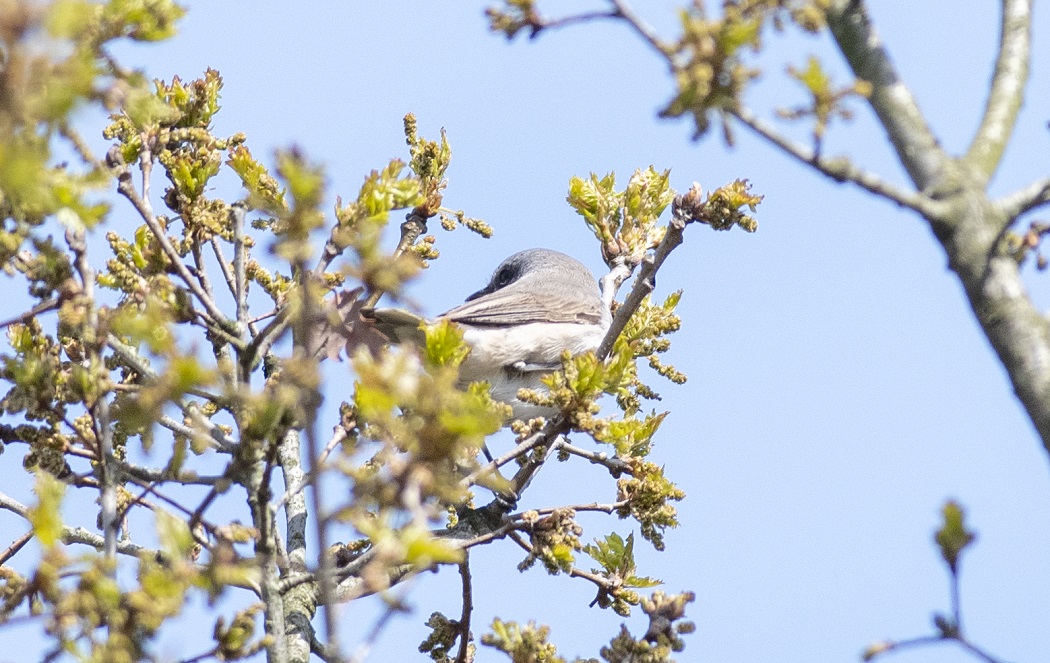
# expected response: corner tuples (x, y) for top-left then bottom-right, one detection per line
(367, 248), (611, 420)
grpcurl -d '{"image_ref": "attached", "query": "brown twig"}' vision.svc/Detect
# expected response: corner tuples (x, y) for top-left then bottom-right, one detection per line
(553, 439), (628, 474)
(361, 208), (429, 309)
(731, 106), (943, 217)
(510, 501), (628, 519)
(0, 530), (33, 566)
(455, 556), (473, 663)
(0, 297), (60, 329)
(115, 166), (234, 333)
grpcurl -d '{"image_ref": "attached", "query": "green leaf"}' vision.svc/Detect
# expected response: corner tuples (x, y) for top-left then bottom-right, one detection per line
(423, 319), (469, 369)
(156, 510), (194, 557)
(227, 145), (286, 212)
(583, 531), (661, 592)
(28, 472), (66, 547)
(934, 500), (976, 574)
(101, 0), (187, 42)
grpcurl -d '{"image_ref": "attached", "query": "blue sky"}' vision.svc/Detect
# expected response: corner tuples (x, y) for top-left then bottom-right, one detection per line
(4, 2), (1050, 662)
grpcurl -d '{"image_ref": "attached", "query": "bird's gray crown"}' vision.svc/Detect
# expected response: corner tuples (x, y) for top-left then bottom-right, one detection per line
(466, 248), (599, 301)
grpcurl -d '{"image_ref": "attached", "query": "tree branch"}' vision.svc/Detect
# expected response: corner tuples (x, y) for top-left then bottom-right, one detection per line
(947, 201), (1050, 456)
(66, 226), (118, 563)
(506, 530), (619, 599)
(825, 0), (950, 191)
(0, 490), (176, 563)
(231, 203), (251, 336)
(0, 530), (33, 566)
(998, 176), (1050, 220)
(361, 208), (429, 309)
(964, 0), (1032, 183)
(553, 439), (628, 475)
(511, 501), (628, 518)
(608, 0), (672, 58)
(0, 297), (60, 329)
(115, 169), (235, 335)
(455, 557), (473, 663)
(732, 106), (944, 217)
(460, 427), (551, 488)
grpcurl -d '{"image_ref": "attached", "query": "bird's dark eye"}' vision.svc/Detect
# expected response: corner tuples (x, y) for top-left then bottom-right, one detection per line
(495, 265), (515, 287)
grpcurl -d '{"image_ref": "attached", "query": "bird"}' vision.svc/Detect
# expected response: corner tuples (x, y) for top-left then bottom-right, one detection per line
(365, 248), (611, 421)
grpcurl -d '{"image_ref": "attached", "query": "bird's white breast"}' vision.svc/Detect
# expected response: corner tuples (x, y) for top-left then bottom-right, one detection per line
(458, 321), (608, 420)
(458, 322), (606, 381)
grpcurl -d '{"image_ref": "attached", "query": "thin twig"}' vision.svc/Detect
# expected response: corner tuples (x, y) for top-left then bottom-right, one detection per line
(998, 176), (1050, 220)
(510, 501), (628, 519)
(178, 647), (221, 663)
(66, 225), (117, 563)
(361, 209), (429, 308)
(459, 520), (519, 550)
(157, 414), (234, 454)
(115, 169), (234, 331)
(0, 297), (60, 329)
(732, 106), (943, 217)
(455, 556), (473, 663)
(0, 491), (29, 517)
(57, 122), (105, 170)
(949, 568), (963, 632)
(191, 241), (219, 317)
(243, 307), (291, 370)
(106, 334), (226, 404)
(608, 0), (672, 58)
(529, 10), (620, 38)
(0, 530), (33, 565)
(596, 211), (682, 360)
(347, 580), (416, 663)
(0, 492), (176, 563)
(554, 439), (628, 474)
(460, 428), (551, 488)
(507, 531), (615, 593)
(209, 235), (239, 301)
(867, 634), (1005, 663)
(119, 472), (218, 541)
(113, 456), (224, 485)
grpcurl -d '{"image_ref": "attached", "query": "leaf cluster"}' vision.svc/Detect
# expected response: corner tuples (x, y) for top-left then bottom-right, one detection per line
(568, 167), (672, 267)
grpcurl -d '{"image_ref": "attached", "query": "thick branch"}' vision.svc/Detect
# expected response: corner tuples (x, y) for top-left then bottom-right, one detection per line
(964, 0), (1031, 182)
(943, 198), (1050, 455)
(825, 0), (950, 190)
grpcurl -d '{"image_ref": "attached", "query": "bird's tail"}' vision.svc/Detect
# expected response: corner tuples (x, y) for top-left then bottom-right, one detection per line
(360, 308), (428, 347)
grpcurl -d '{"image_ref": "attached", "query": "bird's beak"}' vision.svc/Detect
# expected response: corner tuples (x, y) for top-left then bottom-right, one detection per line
(465, 284), (493, 302)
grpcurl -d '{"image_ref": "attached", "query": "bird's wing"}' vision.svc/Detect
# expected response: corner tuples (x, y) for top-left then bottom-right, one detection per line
(440, 288), (604, 326)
